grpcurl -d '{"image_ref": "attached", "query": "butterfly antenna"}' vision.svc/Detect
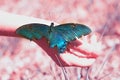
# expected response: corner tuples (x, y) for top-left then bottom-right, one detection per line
(55, 54), (70, 80)
(48, 11), (53, 22)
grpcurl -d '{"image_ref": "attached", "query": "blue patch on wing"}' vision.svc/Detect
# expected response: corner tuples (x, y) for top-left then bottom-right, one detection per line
(49, 32), (67, 53)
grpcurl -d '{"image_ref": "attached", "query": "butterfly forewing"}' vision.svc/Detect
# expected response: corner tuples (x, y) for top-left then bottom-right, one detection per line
(53, 23), (91, 41)
(53, 23), (76, 41)
(73, 24), (92, 37)
(16, 23), (50, 40)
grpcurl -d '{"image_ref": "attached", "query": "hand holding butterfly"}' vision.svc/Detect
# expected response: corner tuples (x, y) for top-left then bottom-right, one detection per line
(34, 37), (99, 67)
(0, 11), (99, 67)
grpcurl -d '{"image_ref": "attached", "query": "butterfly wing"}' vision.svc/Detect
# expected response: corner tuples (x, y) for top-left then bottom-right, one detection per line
(54, 23), (92, 42)
(50, 23), (91, 53)
(16, 23), (50, 40)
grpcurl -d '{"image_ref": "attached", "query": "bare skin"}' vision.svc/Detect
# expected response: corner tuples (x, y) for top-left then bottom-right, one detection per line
(0, 11), (98, 67)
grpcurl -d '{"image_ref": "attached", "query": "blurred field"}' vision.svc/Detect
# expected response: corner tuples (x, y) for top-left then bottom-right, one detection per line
(0, 0), (120, 80)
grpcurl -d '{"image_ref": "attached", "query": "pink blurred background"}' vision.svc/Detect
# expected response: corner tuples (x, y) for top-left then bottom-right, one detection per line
(0, 0), (120, 80)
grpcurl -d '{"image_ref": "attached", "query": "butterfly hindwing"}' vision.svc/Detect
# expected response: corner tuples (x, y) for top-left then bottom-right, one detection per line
(16, 23), (49, 40)
(48, 31), (67, 53)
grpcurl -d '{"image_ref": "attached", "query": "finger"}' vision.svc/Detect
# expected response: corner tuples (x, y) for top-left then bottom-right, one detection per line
(67, 39), (98, 58)
(59, 53), (96, 67)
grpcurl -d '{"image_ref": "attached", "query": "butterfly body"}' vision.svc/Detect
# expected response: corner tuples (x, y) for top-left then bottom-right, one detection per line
(16, 22), (91, 53)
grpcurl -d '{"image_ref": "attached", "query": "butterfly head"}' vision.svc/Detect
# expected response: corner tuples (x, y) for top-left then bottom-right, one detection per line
(50, 22), (54, 27)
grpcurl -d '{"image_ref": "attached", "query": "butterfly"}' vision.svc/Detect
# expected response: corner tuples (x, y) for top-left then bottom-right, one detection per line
(16, 22), (91, 53)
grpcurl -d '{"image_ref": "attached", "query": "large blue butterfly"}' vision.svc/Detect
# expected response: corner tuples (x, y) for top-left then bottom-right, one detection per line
(16, 23), (91, 53)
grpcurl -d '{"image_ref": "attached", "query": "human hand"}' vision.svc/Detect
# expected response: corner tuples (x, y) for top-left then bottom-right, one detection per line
(34, 35), (99, 67)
